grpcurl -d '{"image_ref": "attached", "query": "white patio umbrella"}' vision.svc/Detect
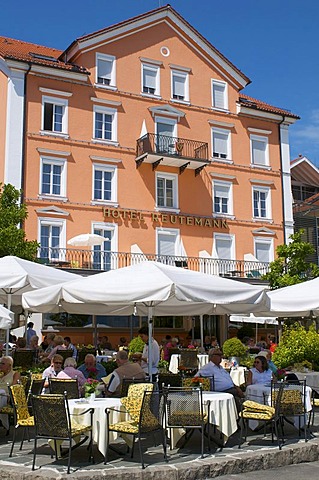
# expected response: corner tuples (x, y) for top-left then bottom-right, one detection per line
(0, 256), (79, 353)
(229, 314), (278, 344)
(67, 233), (105, 247)
(23, 261), (269, 376)
(255, 276), (319, 317)
(0, 304), (14, 330)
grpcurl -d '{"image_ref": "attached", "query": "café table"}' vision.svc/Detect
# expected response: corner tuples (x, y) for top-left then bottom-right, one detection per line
(245, 383), (312, 430)
(229, 366), (247, 387)
(169, 354), (209, 373)
(169, 391), (238, 448)
(69, 397), (129, 455)
(294, 371), (319, 390)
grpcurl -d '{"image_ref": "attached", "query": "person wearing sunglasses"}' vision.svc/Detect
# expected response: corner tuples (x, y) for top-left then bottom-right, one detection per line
(42, 353), (64, 389)
(246, 355), (272, 386)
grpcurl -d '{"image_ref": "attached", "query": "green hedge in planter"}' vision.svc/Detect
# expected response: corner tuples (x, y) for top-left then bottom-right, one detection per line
(222, 338), (247, 359)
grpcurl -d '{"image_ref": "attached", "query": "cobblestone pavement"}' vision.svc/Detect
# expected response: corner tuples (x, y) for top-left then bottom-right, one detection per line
(0, 415), (318, 479)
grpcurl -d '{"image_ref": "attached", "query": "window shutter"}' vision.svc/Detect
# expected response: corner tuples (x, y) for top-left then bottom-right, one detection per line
(143, 68), (156, 88)
(213, 132), (227, 157)
(215, 184), (229, 199)
(255, 242), (270, 262)
(158, 234), (176, 256)
(173, 75), (185, 97)
(98, 59), (112, 80)
(215, 238), (232, 259)
(252, 139), (266, 165)
(213, 83), (225, 109)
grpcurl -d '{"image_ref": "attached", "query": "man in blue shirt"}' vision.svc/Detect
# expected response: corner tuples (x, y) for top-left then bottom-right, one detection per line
(78, 353), (106, 381)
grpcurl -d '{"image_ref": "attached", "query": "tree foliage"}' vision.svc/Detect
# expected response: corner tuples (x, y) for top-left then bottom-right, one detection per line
(273, 323), (319, 370)
(263, 230), (319, 289)
(0, 183), (39, 259)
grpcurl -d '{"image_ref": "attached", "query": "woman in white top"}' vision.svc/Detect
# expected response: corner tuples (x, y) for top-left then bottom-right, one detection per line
(247, 355), (272, 386)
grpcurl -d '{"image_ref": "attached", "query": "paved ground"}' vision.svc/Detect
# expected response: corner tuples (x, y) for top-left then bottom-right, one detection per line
(0, 415), (318, 479)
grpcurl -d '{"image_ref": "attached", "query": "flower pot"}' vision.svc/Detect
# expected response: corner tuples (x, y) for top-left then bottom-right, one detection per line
(89, 392), (96, 402)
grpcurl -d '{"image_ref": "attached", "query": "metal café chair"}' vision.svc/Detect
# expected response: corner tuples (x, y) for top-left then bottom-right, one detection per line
(8, 384), (35, 457)
(48, 378), (79, 399)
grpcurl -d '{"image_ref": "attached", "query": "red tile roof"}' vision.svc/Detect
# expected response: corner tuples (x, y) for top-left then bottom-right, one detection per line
(239, 94), (299, 119)
(0, 36), (89, 74)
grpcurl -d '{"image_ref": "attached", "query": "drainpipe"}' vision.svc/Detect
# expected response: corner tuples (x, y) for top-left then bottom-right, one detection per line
(20, 63), (32, 208)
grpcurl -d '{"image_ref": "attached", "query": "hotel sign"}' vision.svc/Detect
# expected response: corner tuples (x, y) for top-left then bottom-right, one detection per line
(102, 207), (228, 229)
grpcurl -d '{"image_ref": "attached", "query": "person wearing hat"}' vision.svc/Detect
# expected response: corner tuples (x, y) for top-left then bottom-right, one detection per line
(195, 347), (244, 410)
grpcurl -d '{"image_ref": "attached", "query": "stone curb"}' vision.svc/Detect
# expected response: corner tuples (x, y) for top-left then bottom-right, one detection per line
(0, 438), (319, 480)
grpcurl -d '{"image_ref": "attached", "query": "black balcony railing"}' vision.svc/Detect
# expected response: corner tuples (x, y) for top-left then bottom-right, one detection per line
(136, 133), (209, 162)
(38, 247), (269, 279)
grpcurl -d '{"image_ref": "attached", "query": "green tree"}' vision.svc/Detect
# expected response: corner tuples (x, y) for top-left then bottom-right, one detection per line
(0, 183), (39, 259)
(263, 229), (319, 289)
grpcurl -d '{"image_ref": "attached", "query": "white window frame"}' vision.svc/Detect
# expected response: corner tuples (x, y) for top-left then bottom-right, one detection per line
(212, 180), (233, 216)
(211, 127), (231, 161)
(171, 70), (189, 102)
(141, 63), (160, 97)
(252, 185), (272, 220)
(95, 53), (116, 89)
(92, 163), (118, 205)
(156, 228), (181, 258)
(38, 217), (66, 261)
(212, 79), (228, 111)
(92, 221), (118, 270)
(39, 156), (67, 199)
(41, 95), (68, 135)
(155, 172), (179, 212)
(213, 233), (235, 260)
(250, 134), (269, 167)
(93, 105), (117, 144)
(254, 237), (274, 263)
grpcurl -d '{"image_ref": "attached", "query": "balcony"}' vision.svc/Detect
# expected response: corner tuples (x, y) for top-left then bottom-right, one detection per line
(38, 247), (269, 280)
(136, 133), (210, 176)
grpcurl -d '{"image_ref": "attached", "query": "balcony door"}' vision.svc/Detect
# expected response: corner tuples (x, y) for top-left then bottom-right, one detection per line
(157, 228), (180, 266)
(93, 228), (113, 271)
(155, 117), (176, 154)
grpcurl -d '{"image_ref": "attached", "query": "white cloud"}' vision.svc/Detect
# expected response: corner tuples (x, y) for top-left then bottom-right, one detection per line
(293, 109), (319, 144)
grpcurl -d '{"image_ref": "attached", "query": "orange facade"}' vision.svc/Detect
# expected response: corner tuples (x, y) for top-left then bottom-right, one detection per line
(0, 5), (298, 276)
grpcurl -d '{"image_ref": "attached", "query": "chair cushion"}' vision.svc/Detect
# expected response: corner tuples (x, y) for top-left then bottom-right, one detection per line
(70, 421), (92, 437)
(109, 420), (138, 434)
(18, 416), (34, 427)
(240, 410), (274, 420)
(242, 400), (275, 415)
(168, 410), (207, 426)
(0, 406), (13, 415)
(121, 383), (153, 422)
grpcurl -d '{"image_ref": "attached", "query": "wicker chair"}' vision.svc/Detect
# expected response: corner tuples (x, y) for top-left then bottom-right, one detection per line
(279, 380), (308, 442)
(26, 378), (45, 407)
(48, 378), (79, 399)
(8, 384), (35, 457)
(77, 348), (96, 364)
(239, 381), (284, 449)
(56, 350), (74, 365)
(158, 372), (182, 392)
(162, 385), (210, 457)
(179, 349), (198, 373)
(31, 393), (93, 474)
(120, 377), (149, 398)
(105, 386), (167, 468)
(182, 376), (213, 391)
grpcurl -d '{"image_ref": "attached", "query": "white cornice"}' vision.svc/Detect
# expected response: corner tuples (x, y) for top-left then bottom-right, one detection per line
(169, 63), (192, 73)
(208, 120), (235, 128)
(90, 155), (122, 163)
(39, 87), (72, 97)
(210, 173), (236, 180)
(37, 148), (71, 157)
(237, 103), (297, 124)
(36, 206), (69, 216)
(90, 97), (122, 107)
(250, 179), (274, 186)
(252, 227), (275, 236)
(4, 59), (30, 72)
(139, 57), (163, 66)
(30, 65), (89, 82)
(248, 127), (272, 135)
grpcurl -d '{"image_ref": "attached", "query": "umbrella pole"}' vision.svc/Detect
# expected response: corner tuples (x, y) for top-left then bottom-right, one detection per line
(6, 293), (11, 355)
(92, 315), (98, 350)
(148, 307), (153, 380)
(200, 315), (204, 350)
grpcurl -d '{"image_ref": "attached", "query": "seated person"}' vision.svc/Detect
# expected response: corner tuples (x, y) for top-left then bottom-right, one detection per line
(78, 353), (106, 381)
(46, 335), (67, 363)
(195, 347), (244, 410)
(246, 355), (272, 386)
(15, 337), (27, 350)
(0, 356), (21, 430)
(57, 357), (86, 393)
(105, 350), (146, 397)
(98, 336), (113, 351)
(117, 337), (128, 351)
(257, 350), (277, 374)
(42, 354), (64, 383)
(63, 336), (77, 359)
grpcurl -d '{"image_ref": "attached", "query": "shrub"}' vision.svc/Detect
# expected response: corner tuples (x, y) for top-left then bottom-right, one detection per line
(222, 338), (247, 358)
(273, 323), (319, 369)
(128, 336), (145, 354)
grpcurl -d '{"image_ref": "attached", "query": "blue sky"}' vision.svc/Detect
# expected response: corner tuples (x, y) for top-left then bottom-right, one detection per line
(1, 0), (319, 164)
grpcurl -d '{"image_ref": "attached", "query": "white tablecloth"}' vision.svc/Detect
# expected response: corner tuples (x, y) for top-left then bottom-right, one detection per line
(245, 383), (312, 430)
(69, 397), (129, 455)
(169, 354), (209, 374)
(230, 367), (247, 387)
(295, 371), (319, 390)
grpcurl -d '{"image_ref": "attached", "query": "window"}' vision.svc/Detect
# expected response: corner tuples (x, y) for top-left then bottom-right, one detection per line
(212, 128), (231, 160)
(171, 70), (189, 101)
(157, 228), (180, 259)
(213, 233), (234, 260)
(142, 64), (160, 96)
(155, 117), (177, 154)
(253, 186), (271, 219)
(93, 164), (117, 203)
(92, 223), (117, 271)
(254, 238), (273, 263)
(42, 96), (67, 134)
(251, 135), (269, 166)
(93, 106), (117, 142)
(156, 173), (178, 210)
(96, 53), (116, 87)
(212, 80), (228, 110)
(39, 218), (65, 261)
(213, 181), (232, 215)
(40, 157), (66, 197)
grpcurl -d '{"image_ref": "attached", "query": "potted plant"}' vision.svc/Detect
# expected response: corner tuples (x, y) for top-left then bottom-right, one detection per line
(128, 336), (145, 362)
(222, 338), (247, 366)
